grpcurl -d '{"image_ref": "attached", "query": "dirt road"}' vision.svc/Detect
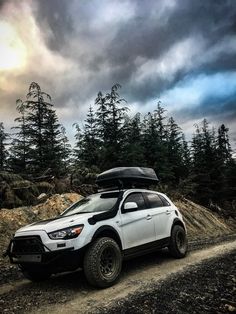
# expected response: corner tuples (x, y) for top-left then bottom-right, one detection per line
(98, 248), (236, 314)
(0, 239), (235, 314)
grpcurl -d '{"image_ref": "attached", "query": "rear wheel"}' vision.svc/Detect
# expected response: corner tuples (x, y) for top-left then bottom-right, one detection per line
(168, 225), (188, 258)
(83, 237), (122, 288)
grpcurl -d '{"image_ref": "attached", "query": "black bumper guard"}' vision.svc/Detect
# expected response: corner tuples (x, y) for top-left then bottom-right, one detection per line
(4, 237), (75, 265)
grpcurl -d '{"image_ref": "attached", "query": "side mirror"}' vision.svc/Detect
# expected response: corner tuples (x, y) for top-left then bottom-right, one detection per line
(123, 202), (138, 213)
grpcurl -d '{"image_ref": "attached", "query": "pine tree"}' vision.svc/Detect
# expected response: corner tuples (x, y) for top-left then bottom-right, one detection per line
(142, 112), (160, 168)
(60, 126), (72, 174)
(217, 124), (232, 163)
(0, 122), (8, 171)
(95, 91), (108, 141)
(142, 103), (171, 182)
(74, 106), (100, 168)
(181, 134), (191, 177)
(73, 123), (83, 164)
(121, 113), (145, 166)
(43, 106), (65, 176)
(153, 101), (166, 140)
(96, 84), (128, 169)
(216, 124), (234, 207)
(22, 82), (53, 174)
(190, 119), (218, 205)
(177, 134), (194, 196)
(9, 99), (31, 174)
(166, 116), (183, 185)
(11, 82), (65, 177)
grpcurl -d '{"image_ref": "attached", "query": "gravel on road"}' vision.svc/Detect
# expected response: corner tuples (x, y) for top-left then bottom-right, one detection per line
(98, 249), (236, 314)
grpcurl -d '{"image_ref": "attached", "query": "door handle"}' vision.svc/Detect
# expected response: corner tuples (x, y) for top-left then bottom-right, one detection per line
(166, 209), (171, 215)
(146, 214), (152, 220)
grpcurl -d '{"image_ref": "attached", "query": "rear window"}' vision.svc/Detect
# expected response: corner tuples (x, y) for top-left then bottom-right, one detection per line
(145, 193), (163, 208)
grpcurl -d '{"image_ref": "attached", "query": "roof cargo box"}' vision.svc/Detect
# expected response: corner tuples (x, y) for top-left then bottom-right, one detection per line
(96, 167), (158, 188)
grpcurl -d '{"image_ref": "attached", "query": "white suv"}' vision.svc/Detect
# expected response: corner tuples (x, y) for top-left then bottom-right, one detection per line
(6, 168), (188, 288)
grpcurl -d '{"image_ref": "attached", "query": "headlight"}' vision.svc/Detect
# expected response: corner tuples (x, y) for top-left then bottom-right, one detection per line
(48, 225), (84, 240)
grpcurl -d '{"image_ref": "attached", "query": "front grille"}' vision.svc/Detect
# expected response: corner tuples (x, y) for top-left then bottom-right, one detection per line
(12, 236), (45, 254)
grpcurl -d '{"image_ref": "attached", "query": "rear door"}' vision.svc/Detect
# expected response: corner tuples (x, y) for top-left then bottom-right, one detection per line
(143, 192), (174, 240)
(119, 192), (156, 249)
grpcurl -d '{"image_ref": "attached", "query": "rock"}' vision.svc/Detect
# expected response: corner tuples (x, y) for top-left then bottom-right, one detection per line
(225, 304), (236, 312)
(37, 193), (47, 200)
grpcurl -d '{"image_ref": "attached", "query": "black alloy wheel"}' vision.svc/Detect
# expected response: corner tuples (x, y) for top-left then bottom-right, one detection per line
(84, 237), (122, 288)
(168, 225), (188, 258)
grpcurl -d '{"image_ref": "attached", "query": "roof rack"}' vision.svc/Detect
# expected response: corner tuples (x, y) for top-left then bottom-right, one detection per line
(97, 186), (123, 193)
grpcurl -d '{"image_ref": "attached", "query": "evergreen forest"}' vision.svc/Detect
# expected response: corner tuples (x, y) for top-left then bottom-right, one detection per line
(0, 82), (235, 215)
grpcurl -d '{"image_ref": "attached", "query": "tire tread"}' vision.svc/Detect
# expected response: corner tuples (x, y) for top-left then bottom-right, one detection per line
(169, 225), (188, 258)
(83, 237), (122, 288)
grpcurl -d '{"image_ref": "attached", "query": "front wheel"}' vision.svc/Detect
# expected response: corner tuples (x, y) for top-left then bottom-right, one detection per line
(83, 237), (122, 288)
(168, 225), (188, 258)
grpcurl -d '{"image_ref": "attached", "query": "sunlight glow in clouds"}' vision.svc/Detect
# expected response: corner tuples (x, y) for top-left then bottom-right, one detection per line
(0, 0), (74, 101)
(0, 21), (27, 71)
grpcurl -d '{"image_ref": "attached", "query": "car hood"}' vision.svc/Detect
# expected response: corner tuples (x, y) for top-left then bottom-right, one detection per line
(15, 212), (98, 234)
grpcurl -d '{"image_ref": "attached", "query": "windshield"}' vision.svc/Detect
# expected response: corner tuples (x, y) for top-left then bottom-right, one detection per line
(61, 192), (120, 216)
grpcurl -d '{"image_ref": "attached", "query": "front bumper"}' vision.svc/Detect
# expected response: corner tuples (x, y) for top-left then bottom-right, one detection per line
(5, 236), (85, 271)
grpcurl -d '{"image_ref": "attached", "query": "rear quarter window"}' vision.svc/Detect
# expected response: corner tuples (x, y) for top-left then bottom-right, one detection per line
(158, 194), (171, 206)
(144, 193), (171, 208)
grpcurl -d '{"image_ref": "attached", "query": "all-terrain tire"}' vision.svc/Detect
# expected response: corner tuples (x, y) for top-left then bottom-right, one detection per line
(168, 225), (188, 258)
(83, 237), (122, 288)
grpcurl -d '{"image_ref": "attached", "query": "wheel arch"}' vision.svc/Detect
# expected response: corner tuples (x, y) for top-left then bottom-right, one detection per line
(92, 226), (123, 249)
(171, 218), (186, 233)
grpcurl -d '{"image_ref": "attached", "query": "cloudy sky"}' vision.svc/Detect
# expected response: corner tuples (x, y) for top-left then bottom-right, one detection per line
(0, 0), (236, 149)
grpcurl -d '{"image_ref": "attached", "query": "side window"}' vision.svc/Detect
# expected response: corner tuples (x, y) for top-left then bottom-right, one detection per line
(123, 193), (146, 211)
(159, 194), (171, 206)
(145, 193), (163, 208)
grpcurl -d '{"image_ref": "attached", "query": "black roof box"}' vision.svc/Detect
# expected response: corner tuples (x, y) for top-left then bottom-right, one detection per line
(96, 167), (159, 188)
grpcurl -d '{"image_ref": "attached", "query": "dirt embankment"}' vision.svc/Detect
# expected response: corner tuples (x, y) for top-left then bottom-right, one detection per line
(0, 193), (81, 259)
(176, 198), (236, 241)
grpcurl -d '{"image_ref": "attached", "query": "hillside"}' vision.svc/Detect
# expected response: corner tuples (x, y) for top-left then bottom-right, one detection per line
(0, 193), (81, 259)
(176, 198), (235, 240)
(0, 193), (235, 261)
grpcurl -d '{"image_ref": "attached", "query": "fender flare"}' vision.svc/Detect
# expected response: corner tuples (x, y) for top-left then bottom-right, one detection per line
(92, 225), (122, 248)
(172, 218), (186, 232)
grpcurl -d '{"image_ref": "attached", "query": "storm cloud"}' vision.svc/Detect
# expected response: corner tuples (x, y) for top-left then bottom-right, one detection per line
(0, 0), (236, 146)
